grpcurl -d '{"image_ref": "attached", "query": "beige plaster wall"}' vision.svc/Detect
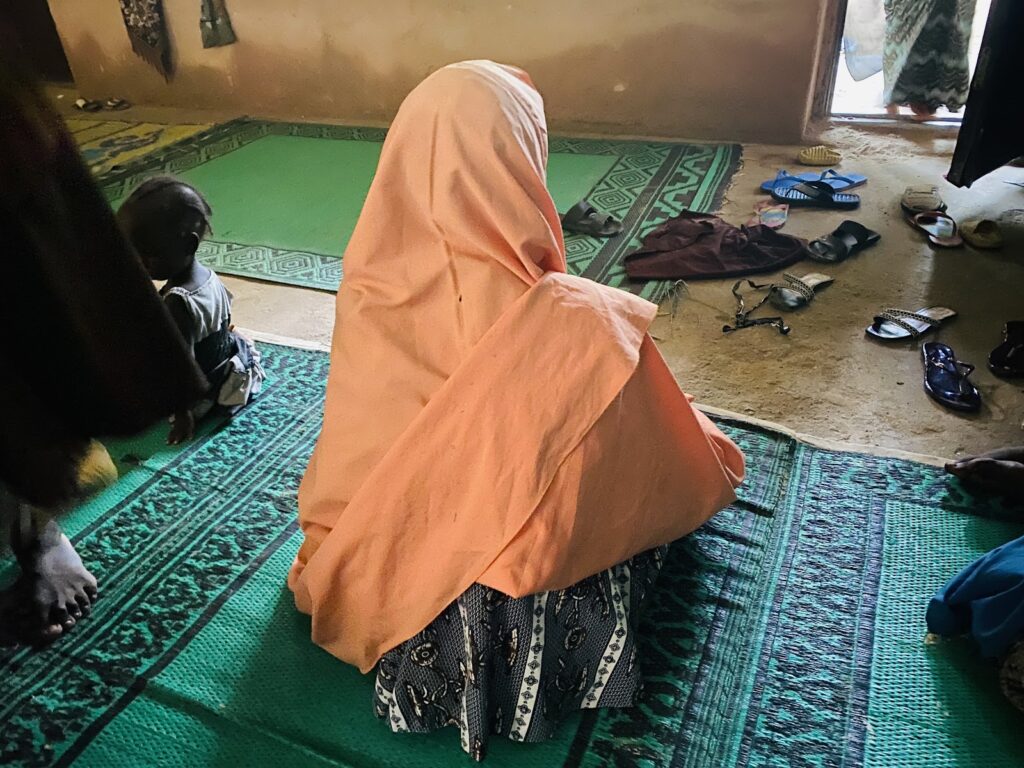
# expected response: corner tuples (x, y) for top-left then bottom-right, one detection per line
(48, 0), (828, 143)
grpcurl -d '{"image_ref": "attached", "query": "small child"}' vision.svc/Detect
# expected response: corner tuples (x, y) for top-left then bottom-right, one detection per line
(117, 177), (264, 444)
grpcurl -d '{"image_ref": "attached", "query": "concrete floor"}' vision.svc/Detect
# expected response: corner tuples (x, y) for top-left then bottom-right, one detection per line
(59, 94), (1024, 459)
(658, 125), (1024, 460)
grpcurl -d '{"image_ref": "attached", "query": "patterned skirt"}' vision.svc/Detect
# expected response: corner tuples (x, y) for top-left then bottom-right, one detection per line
(883, 0), (975, 111)
(373, 547), (667, 760)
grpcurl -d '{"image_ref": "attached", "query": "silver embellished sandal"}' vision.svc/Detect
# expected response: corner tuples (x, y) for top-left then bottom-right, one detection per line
(866, 306), (957, 342)
(769, 272), (833, 311)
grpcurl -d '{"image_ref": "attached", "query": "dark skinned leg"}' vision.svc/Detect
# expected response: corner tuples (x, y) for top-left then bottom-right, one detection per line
(1, 496), (97, 645)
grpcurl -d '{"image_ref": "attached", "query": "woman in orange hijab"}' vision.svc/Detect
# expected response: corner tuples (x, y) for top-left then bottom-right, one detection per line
(289, 61), (744, 758)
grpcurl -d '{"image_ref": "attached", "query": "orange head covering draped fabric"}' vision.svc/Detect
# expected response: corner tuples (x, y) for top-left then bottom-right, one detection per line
(288, 61), (744, 673)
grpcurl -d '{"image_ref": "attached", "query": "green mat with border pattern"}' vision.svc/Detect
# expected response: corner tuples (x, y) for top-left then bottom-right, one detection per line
(66, 118), (212, 177)
(1, 343), (1022, 767)
(95, 119), (741, 302)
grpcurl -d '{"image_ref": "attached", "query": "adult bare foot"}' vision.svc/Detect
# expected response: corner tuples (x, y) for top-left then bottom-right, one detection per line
(3, 516), (98, 644)
(945, 447), (1024, 499)
(909, 102), (939, 121)
(0, 442), (112, 645)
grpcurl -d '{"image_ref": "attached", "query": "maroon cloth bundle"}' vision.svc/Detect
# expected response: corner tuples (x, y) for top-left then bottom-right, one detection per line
(624, 210), (807, 280)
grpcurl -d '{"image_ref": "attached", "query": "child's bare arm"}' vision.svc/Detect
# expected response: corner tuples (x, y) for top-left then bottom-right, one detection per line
(164, 295), (198, 444)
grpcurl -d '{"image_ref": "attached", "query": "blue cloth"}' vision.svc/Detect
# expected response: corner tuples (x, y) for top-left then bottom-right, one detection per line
(927, 534), (1024, 658)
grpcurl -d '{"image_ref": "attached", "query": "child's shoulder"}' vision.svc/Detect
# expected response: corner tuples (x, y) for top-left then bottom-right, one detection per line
(165, 264), (216, 294)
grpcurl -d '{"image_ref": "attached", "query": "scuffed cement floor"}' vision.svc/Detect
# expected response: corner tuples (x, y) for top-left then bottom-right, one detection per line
(656, 126), (1024, 460)
(55, 91), (1022, 459)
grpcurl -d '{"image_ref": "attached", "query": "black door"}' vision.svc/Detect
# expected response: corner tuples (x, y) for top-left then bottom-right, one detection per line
(947, 0), (1024, 187)
(0, 0), (73, 83)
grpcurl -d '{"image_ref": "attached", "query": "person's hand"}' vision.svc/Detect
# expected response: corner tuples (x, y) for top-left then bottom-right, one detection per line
(167, 410), (196, 445)
(945, 447), (1024, 498)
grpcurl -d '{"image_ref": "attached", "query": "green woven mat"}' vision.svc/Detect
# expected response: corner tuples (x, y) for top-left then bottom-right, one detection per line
(2, 344), (1023, 767)
(96, 119), (741, 302)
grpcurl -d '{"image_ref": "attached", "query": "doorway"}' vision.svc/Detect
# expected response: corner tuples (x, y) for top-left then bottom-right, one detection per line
(8, 0), (74, 84)
(831, 0), (991, 121)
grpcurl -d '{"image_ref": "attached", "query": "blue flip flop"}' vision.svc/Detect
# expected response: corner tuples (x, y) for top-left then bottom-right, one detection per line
(771, 180), (860, 210)
(760, 169), (867, 194)
(923, 342), (981, 413)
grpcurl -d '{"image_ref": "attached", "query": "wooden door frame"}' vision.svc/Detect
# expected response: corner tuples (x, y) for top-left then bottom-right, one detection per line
(811, 0), (849, 119)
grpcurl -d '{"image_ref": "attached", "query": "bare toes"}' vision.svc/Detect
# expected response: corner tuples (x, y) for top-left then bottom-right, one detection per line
(75, 594), (92, 616)
(49, 605), (75, 632)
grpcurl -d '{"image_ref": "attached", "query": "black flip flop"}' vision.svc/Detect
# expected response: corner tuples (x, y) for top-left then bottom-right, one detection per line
(807, 220), (881, 263)
(923, 342), (981, 413)
(561, 199), (622, 238)
(989, 321), (1024, 378)
(771, 180), (860, 210)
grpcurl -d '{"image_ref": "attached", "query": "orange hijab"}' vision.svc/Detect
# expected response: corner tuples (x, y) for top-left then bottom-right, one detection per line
(289, 61), (744, 672)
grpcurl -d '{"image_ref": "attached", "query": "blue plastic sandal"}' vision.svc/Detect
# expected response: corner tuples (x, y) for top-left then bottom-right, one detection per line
(760, 169), (867, 194)
(771, 180), (860, 210)
(923, 342), (981, 413)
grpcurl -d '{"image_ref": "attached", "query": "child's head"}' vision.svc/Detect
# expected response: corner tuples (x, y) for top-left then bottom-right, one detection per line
(117, 177), (212, 280)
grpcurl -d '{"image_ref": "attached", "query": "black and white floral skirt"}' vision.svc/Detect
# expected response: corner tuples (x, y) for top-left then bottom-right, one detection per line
(373, 547), (667, 760)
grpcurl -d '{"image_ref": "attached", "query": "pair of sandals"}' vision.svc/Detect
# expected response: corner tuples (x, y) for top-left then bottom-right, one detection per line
(560, 199), (621, 238)
(902, 186), (962, 247)
(759, 169), (867, 195)
(866, 306), (981, 413)
(74, 97), (131, 112)
(759, 170), (865, 210)
(770, 178), (861, 210)
(900, 185), (1005, 250)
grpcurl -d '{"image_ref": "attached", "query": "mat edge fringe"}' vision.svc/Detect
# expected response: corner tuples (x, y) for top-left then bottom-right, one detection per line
(697, 403), (949, 467)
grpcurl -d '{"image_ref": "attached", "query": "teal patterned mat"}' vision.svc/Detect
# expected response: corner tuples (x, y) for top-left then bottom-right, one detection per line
(96, 119), (741, 302)
(1, 344), (1022, 767)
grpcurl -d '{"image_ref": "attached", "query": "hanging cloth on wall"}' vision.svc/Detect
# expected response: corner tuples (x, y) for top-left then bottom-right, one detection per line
(118, 0), (172, 80)
(200, 0), (237, 48)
